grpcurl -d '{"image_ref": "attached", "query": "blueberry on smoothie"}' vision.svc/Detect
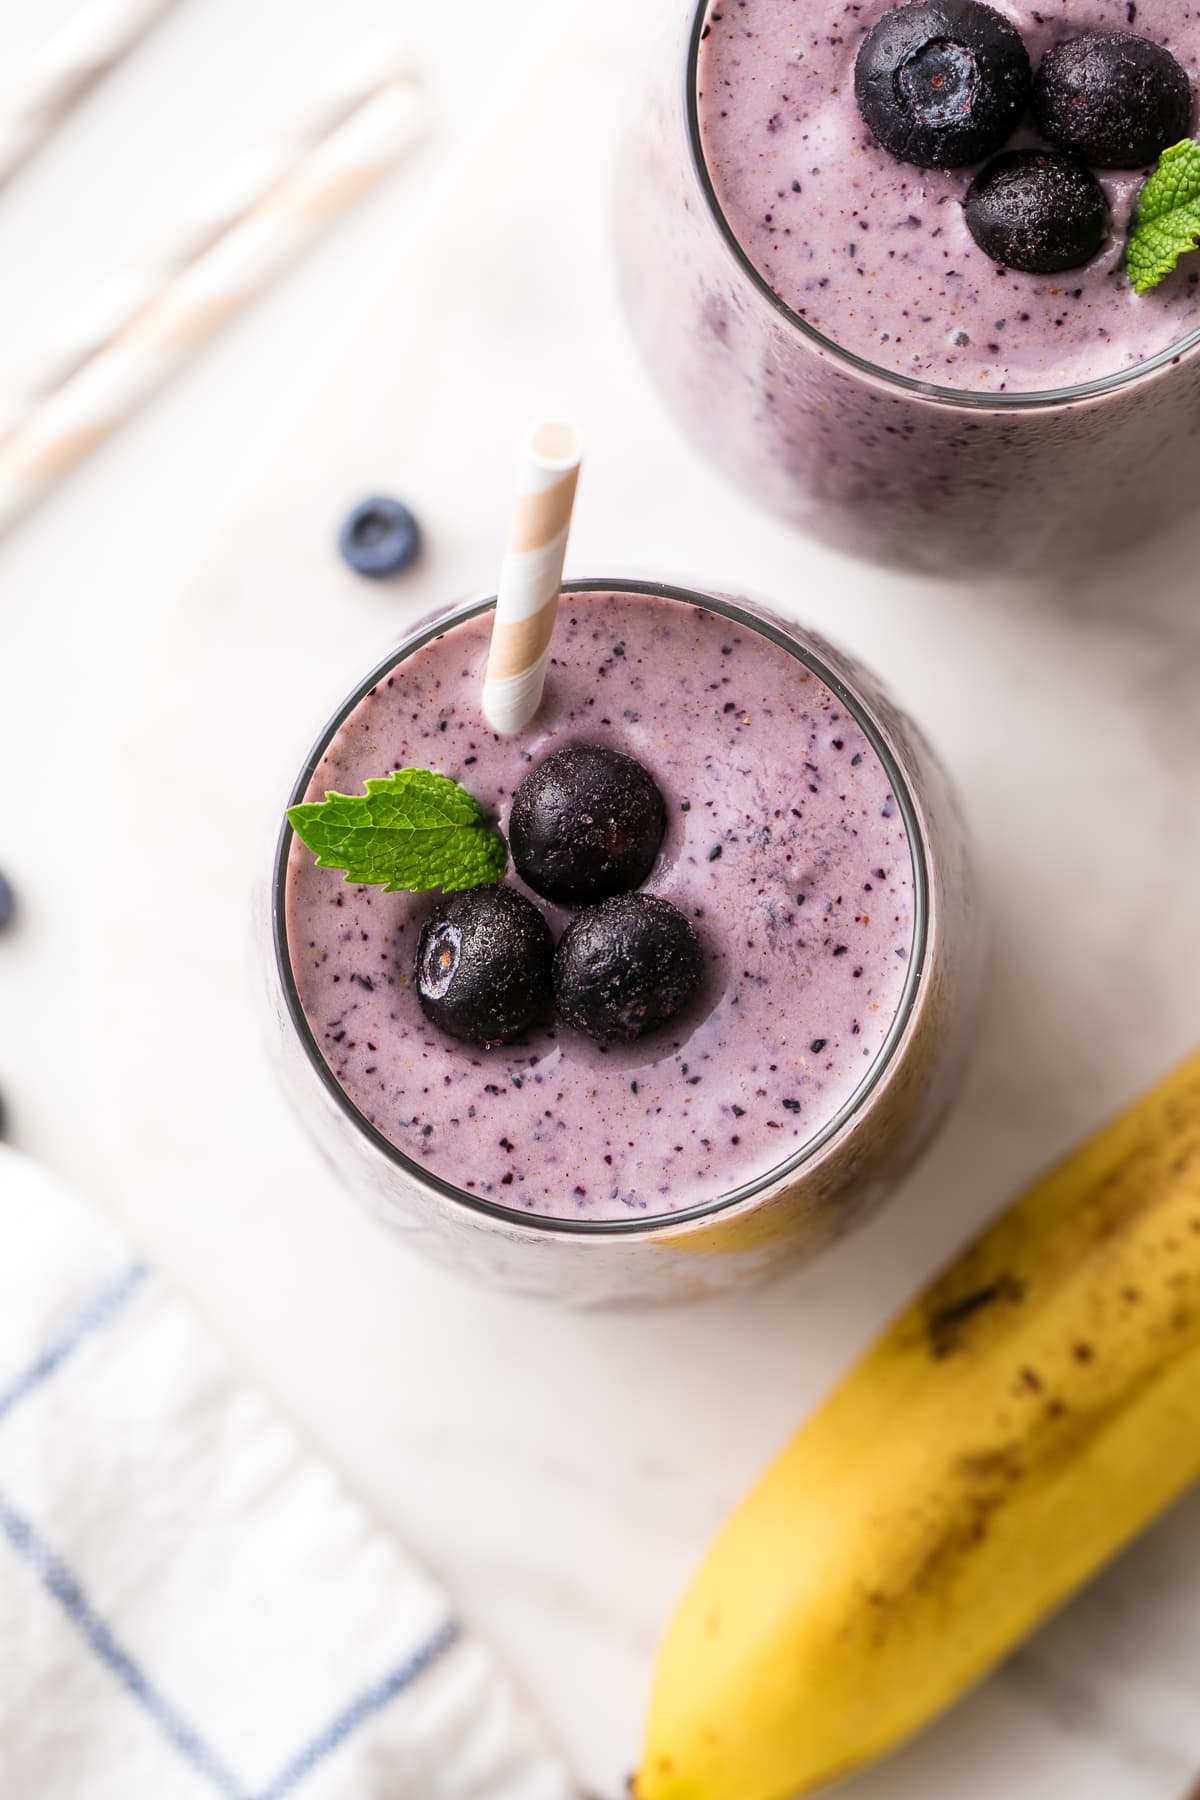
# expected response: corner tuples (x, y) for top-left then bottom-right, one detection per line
(1034, 32), (1193, 169)
(338, 496), (422, 578)
(417, 886), (552, 1047)
(965, 150), (1109, 273)
(510, 746), (667, 906)
(554, 893), (703, 1045)
(855, 0), (1032, 169)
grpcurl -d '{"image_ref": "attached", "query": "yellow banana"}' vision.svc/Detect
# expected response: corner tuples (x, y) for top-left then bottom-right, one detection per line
(636, 1050), (1200, 1800)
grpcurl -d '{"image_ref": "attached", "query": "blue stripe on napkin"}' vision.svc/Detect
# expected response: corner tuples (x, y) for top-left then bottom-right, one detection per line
(256, 1619), (463, 1800)
(0, 1262), (461, 1798)
(0, 1261), (147, 1425)
(0, 1491), (246, 1797)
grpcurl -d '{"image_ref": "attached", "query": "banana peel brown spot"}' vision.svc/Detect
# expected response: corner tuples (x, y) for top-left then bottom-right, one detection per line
(926, 1276), (1025, 1360)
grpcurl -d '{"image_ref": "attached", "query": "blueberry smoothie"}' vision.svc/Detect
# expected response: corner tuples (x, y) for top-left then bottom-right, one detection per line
(286, 591), (915, 1219)
(615, 2), (1200, 572)
(697, 1), (1200, 392)
(275, 582), (982, 1303)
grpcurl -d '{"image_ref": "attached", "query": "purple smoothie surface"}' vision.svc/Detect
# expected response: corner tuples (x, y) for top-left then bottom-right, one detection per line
(697, 0), (1200, 392)
(285, 591), (916, 1222)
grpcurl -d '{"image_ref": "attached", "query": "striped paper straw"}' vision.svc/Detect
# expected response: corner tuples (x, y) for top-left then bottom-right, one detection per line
(0, 48), (414, 445)
(0, 0), (178, 191)
(0, 75), (426, 538)
(482, 422), (583, 735)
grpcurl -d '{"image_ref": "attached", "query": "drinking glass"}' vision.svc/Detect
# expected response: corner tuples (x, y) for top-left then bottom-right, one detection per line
(270, 579), (984, 1307)
(614, 1), (1200, 576)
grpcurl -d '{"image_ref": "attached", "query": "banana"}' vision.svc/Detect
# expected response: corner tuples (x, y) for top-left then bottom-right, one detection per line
(636, 1050), (1200, 1800)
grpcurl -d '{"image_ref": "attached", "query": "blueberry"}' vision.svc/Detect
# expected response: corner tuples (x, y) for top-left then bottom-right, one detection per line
(965, 149), (1109, 273)
(416, 886), (552, 1047)
(0, 870), (13, 932)
(338, 496), (422, 579)
(1034, 33), (1193, 169)
(855, 1), (1031, 169)
(553, 894), (703, 1045)
(510, 746), (666, 907)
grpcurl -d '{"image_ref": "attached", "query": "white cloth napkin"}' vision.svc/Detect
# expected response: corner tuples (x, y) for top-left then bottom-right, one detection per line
(0, 1147), (578, 1800)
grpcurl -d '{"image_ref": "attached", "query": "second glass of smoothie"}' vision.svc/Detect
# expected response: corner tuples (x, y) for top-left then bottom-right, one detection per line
(616, 0), (1200, 575)
(273, 579), (984, 1306)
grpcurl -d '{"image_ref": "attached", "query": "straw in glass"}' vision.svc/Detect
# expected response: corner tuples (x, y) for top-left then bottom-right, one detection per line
(482, 421), (583, 735)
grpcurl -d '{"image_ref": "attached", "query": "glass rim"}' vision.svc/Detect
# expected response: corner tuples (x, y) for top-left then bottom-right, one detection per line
(272, 577), (932, 1238)
(684, 0), (1200, 411)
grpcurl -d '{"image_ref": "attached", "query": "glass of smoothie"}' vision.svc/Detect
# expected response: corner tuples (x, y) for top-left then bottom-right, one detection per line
(615, 0), (1200, 576)
(271, 578), (984, 1307)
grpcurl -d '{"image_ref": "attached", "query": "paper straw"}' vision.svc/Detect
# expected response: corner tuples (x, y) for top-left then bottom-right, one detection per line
(0, 0), (178, 191)
(0, 48), (414, 446)
(0, 75), (426, 539)
(482, 422), (583, 735)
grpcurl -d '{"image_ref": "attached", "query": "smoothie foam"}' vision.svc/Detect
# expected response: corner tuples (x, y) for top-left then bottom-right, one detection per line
(697, 0), (1200, 392)
(285, 590), (917, 1223)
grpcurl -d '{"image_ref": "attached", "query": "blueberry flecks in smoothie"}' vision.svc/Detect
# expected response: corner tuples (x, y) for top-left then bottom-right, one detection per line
(285, 593), (915, 1221)
(697, 0), (1200, 390)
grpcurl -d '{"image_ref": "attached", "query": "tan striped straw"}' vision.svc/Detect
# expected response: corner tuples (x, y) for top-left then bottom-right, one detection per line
(482, 421), (583, 735)
(0, 72), (426, 539)
(0, 0), (179, 192)
(0, 47), (416, 446)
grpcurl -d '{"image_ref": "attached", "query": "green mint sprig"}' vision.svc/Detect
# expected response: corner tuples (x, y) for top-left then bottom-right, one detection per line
(288, 768), (507, 893)
(1127, 139), (1200, 295)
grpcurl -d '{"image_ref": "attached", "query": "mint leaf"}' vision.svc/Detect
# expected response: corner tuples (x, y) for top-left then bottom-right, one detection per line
(1127, 139), (1200, 294)
(288, 769), (507, 893)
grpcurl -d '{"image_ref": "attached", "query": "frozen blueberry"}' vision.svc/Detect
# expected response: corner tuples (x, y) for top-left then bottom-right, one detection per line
(554, 894), (703, 1045)
(338, 496), (422, 578)
(510, 746), (667, 907)
(1034, 33), (1193, 169)
(417, 886), (552, 1047)
(855, 0), (1031, 169)
(0, 870), (13, 932)
(965, 149), (1109, 272)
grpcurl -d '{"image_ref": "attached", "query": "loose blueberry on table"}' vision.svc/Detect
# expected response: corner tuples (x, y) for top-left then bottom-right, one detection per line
(509, 744), (667, 906)
(337, 496), (422, 579)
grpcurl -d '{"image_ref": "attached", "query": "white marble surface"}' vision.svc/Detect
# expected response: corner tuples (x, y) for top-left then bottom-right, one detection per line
(3, 1), (1200, 1797)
